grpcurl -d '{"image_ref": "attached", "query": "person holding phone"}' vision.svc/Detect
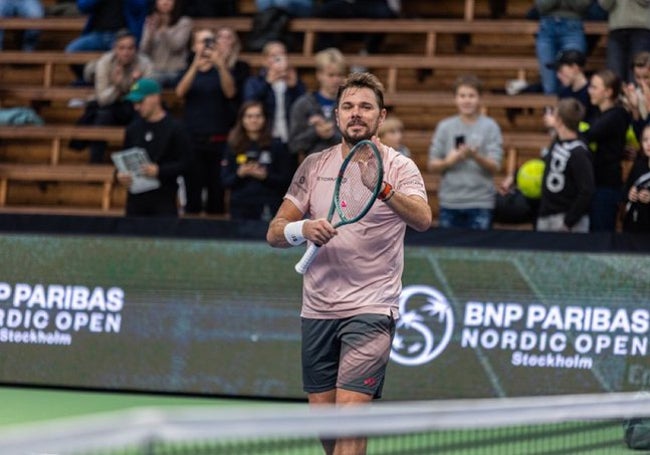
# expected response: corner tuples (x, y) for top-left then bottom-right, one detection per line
(428, 74), (503, 230)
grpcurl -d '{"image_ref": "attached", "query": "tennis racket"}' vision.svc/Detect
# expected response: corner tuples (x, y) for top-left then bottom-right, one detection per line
(295, 139), (384, 274)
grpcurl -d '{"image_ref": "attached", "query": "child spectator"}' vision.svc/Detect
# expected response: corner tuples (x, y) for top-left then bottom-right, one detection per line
(622, 123), (650, 233)
(537, 98), (596, 232)
(221, 101), (291, 220)
(378, 115), (411, 158)
(428, 74), (503, 230)
(140, 0), (192, 88)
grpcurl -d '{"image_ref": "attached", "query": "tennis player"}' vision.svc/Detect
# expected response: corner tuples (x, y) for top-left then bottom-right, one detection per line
(266, 72), (432, 455)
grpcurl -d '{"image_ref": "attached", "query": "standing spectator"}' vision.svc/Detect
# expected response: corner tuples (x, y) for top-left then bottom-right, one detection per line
(84, 29), (153, 163)
(583, 68), (631, 231)
(537, 98), (596, 232)
(288, 47), (345, 161)
(622, 123), (650, 232)
(221, 101), (291, 220)
(0, 0), (44, 51)
(428, 74), (503, 230)
(244, 41), (306, 167)
(65, 0), (150, 85)
(535, 0), (590, 95)
(623, 51), (650, 140)
(378, 115), (411, 157)
(598, 0), (650, 83)
(175, 27), (249, 215)
(139, 0), (192, 88)
(547, 49), (599, 121)
(116, 78), (191, 217)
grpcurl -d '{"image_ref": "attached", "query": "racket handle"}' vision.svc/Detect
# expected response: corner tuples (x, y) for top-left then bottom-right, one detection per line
(294, 243), (321, 274)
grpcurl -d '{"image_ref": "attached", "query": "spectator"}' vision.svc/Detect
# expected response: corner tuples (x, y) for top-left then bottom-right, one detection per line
(288, 47), (345, 161)
(378, 115), (411, 157)
(84, 29), (153, 163)
(535, 0), (590, 95)
(314, 0), (399, 55)
(598, 0), (650, 83)
(244, 41), (306, 162)
(0, 0), (44, 51)
(547, 49), (599, 121)
(255, 0), (313, 17)
(65, 0), (150, 85)
(182, 0), (237, 17)
(175, 27), (249, 215)
(583, 68), (631, 231)
(221, 101), (291, 220)
(622, 123), (650, 233)
(139, 0), (192, 88)
(116, 78), (191, 217)
(428, 74), (503, 230)
(537, 98), (596, 232)
(623, 51), (650, 139)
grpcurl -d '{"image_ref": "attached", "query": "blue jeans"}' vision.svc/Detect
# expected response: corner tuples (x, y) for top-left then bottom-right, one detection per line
(0, 0), (44, 51)
(256, 0), (313, 17)
(536, 16), (586, 95)
(438, 208), (493, 230)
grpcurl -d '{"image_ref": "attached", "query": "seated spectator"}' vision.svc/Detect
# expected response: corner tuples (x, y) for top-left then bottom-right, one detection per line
(622, 123), (650, 233)
(65, 0), (150, 85)
(182, 0), (237, 17)
(535, 0), (590, 95)
(314, 0), (399, 55)
(582, 68), (631, 231)
(428, 74), (503, 230)
(221, 101), (291, 220)
(83, 29), (153, 163)
(288, 47), (344, 161)
(378, 115), (411, 158)
(537, 98), (596, 232)
(0, 0), (43, 51)
(140, 0), (192, 88)
(256, 0), (312, 17)
(599, 0), (650, 83)
(116, 78), (192, 217)
(547, 49), (599, 121)
(244, 41), (306, 159)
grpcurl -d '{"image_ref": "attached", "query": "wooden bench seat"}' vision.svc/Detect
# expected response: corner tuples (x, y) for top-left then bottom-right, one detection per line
(0, 125), (124, 164)
(0, 163), (119, 212)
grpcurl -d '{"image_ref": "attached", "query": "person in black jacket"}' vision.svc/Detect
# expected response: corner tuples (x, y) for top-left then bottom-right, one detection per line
(537, 98), (596, 232)
(221, 100), (291, 220)
(623, 123), (650, 233)
(116, 78), (191, 217)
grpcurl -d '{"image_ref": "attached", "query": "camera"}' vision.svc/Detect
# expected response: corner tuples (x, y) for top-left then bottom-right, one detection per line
(203, 37), (215, 49)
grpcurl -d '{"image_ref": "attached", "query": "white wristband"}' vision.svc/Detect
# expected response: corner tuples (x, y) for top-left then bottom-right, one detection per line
(284, 220), (306, 246)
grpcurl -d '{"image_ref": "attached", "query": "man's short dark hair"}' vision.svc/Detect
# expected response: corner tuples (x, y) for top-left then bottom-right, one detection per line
(114, 28), (136, 44)
(336, 72), (385, 110)
(557, 98), (585, 133)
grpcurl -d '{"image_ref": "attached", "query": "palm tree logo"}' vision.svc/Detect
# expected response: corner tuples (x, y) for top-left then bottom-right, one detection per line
(390, 285), (454, 366)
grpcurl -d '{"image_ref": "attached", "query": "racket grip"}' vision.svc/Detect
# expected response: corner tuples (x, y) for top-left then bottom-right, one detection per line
(294, 243), (321, 274)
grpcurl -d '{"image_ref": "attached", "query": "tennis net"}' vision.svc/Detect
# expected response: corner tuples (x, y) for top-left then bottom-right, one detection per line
(1, 391), (649, 454)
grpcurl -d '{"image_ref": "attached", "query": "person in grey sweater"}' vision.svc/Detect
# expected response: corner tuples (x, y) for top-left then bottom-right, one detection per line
(599, 0), (650, 83)
(288, 48), (345, 160)
(428, 74), (503, 230)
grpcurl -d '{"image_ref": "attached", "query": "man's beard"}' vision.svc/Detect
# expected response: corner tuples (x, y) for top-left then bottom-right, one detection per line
(341, 118), (377, 146)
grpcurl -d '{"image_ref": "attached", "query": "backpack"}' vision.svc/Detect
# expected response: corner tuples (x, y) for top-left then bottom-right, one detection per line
(246, 7), (290, 52)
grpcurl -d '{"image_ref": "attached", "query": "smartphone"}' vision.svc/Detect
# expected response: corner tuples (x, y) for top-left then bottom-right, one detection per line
(455, 135), (465, 148)
(203, 37), (215, 49)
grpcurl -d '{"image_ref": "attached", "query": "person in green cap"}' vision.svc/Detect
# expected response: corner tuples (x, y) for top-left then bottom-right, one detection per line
(116, 77), (192, 217)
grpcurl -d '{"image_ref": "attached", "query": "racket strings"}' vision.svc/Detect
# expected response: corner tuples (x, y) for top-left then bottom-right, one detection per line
(337, 146), (381, 221)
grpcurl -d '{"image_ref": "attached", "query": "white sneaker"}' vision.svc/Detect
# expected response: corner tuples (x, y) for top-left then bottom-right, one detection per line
(67, 98), (86, 108)
(505, 79), (528, 96)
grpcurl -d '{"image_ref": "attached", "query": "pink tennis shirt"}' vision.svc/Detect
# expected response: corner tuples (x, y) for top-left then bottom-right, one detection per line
(285, 144), (428, 320)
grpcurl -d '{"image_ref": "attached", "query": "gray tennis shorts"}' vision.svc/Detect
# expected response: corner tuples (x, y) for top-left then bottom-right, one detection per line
(301, 313), (395, 398)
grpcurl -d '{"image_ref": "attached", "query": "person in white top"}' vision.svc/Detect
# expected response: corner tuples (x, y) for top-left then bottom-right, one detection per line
(266, 72), (431, 455)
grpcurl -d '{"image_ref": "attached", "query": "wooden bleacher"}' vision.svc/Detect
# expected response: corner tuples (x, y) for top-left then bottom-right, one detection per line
(0, 1), (610, 222)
